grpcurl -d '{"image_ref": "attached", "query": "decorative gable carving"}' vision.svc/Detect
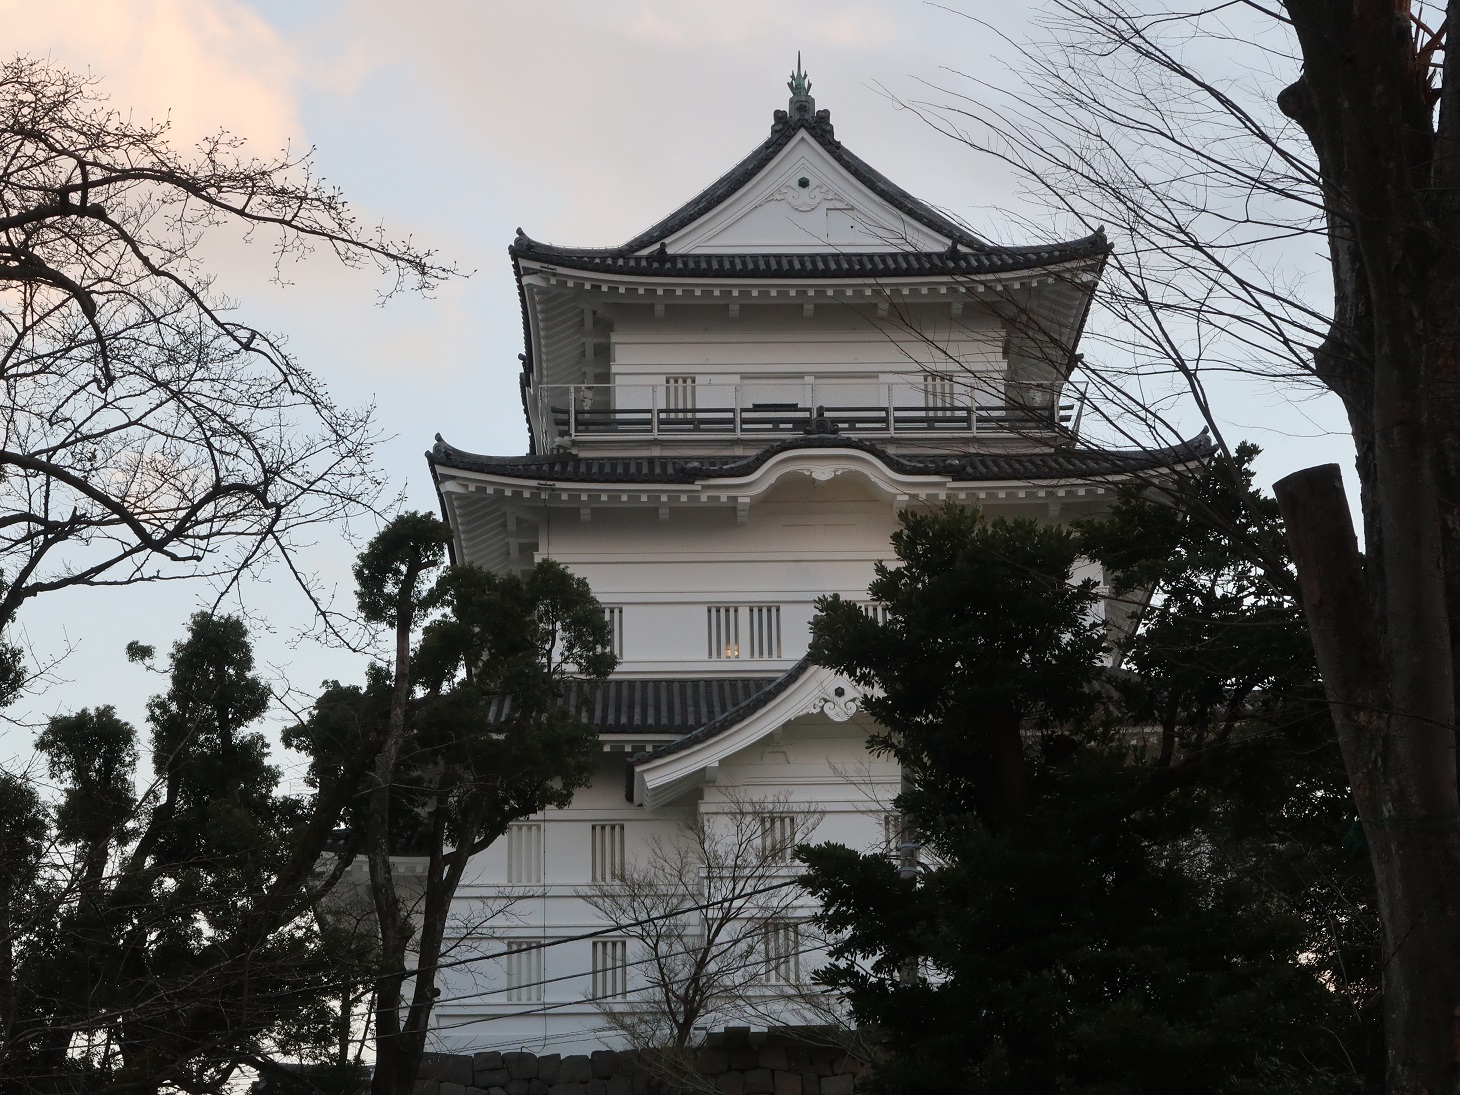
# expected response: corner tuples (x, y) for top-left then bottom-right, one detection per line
(756, 176), (849, 213)
(659, 132), (949, 255)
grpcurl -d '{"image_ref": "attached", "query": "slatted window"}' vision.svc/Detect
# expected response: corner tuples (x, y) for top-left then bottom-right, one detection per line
(507, 822), (542, 884)
(857, 601), (891, 625)
(603, 606), (624, 658)
(745, 605), (781, 659)
(708, 605), (780, 659)
(665, 375), (696, 417)
(883, 812), (903, 852)
(707, 605), (739, 659)
(762, 920), (800, 985)
(592, 939), (628, 999)
(923, 373), (957, 409)
(761, 814), (798, 865)
(505, 940), (543, 1002)
(592, 823), (625, 883)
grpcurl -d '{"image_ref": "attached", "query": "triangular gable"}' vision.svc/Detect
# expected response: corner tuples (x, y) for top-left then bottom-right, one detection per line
(607, 109), (992, 258)
(658, 129), (951, 254)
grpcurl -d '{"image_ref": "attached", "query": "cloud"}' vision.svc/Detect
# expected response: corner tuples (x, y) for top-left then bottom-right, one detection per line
(0, 0), (305, 150)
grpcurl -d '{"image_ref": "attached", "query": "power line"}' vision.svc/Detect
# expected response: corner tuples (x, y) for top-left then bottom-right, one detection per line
(429, 919), (828, 1009)
(428, 939), (831, 1034)
(13, 876), (812, 1041)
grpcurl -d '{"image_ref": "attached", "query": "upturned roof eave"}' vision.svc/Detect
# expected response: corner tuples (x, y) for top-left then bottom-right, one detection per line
(427, 432), (1215, 489)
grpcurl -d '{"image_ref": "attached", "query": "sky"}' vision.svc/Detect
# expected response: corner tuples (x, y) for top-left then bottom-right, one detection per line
(0, 1), (1351, 775)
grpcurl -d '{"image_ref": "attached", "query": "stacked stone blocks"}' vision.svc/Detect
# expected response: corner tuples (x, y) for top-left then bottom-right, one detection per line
(413, 1030), (866, 1095)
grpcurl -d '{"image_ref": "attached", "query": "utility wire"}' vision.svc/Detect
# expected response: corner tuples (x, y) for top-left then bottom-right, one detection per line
(16, 876), (811, 1039)
(429, 919), (828, 1009)
(428, 939), (831, 1034)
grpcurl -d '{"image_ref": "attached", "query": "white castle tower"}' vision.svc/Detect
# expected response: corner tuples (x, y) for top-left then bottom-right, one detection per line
(427, 63), (1205, 1058)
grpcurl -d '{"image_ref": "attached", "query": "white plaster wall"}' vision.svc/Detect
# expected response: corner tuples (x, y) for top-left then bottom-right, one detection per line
(432, 719), (897, 1058)
(607, 301), (1003, 387)
(544, 477), (900, 674)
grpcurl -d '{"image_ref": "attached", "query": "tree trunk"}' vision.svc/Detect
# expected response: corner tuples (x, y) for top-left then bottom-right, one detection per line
(1276, 465), (1460, 1094)
(369, 572), (424, 1095)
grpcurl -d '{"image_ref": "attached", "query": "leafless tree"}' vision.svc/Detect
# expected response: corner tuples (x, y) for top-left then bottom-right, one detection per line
(581, 792), (831, 1092)
(882, 2), (1460, 1090)
(0, 55), (455, 642)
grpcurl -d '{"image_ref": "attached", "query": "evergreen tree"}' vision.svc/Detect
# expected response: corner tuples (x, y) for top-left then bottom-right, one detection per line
(288, 513), (617, 1095)
(801, 462), (1372, 1094)
(2, 614), (368, 1093)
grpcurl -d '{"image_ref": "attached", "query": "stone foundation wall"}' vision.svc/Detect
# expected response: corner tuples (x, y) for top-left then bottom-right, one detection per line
(415, 1029), (867, 1095)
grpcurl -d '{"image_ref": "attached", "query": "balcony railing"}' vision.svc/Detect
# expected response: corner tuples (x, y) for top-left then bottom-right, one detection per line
(536, 381), (1080, 445)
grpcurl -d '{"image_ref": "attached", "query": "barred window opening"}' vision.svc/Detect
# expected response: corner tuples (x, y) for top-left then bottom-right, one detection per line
(592, 939), (628, 999)
(761, 814), (798, 865)
(665, 375), (696, 418)
(592, 823), (625, 883)
(507, 822), (542, 884)
(505, 940), (543, 1002)
(762, 920), (800, 985)
(708, 605), (780, 659)
(603, 606), (624, 658)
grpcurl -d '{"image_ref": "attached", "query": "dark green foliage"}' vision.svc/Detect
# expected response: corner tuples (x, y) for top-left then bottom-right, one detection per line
(801, 455), (1374, 1094)
(353, 511), (452, 626)
(291, 515), (616, 1095)
(2, 614), (368, 1094)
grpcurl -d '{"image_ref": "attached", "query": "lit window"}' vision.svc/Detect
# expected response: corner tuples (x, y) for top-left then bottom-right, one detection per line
(708, 605), (781, 659)
(592, 939), (628, 1000)
(708, 605), (739, 659)
(507, 822), (542, 884)
(504, 940), (543, 1002)
(591, 823), (625, 883)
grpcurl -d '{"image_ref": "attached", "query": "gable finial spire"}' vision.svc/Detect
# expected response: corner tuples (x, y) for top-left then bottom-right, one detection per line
(785, 51), (817, 122)
(788, 52), (811, 97)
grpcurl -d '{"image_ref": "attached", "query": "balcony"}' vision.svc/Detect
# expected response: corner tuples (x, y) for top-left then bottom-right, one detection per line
(536, 380), (1081, 446)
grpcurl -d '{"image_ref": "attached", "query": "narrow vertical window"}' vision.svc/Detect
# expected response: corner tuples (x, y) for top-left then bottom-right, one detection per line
(760, 814), (797, 865)
(883, 812), (902, 853)
(603, 606), (624, 658)
(504, 940), (543, 1002)
(592, 939), (628, 1000)
(857, 601), (890, 625)
(762, 920), (800, 985)
(507, 822), (542, 884)
(745, 605), (781, 659)
(591, 823), (625, 883)
(665, 375), (696, 418)
(709, 606), (780, 659)
(708, 605), (740, 659)
(923, 373), (956, 409)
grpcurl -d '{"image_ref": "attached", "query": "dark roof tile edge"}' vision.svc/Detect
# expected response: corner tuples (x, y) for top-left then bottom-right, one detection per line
(427, 432), (1214, 486)
(629, 656), (818, 767)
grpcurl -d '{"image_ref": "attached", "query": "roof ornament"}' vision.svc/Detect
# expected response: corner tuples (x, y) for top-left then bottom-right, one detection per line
(803, 405), (840, 436)
(788, 52), (812, 97)
(786, 51), (817, 121)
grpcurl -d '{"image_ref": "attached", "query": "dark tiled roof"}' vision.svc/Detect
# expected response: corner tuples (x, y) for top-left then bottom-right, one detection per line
(429, 433), (1213, 485)
(510, 239), (1109, 279)
(632, 657), (817, 764)
(483, 676), (779, 735)
(507, 109), (1110, 278)
(621, 110), (983, 253)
